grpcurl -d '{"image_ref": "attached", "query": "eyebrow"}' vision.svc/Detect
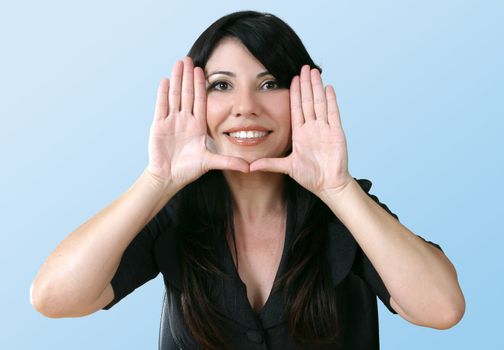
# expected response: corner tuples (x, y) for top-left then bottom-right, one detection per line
(205, 70), (272, 79)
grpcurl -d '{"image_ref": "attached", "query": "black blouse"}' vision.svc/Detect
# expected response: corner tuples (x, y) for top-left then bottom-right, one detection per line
(102, 179), (443, 349)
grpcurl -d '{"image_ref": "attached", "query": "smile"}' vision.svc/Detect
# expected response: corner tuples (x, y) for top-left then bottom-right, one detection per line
(223, 129), (272, 146)
(227, 130), (270, 139)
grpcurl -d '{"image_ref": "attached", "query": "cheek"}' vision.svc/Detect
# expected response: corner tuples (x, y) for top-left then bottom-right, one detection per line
(264, 92), (291, 127)
(205, 96), (228, 135)
(279, 101), (291, 126)
(276, 95), (292, 145)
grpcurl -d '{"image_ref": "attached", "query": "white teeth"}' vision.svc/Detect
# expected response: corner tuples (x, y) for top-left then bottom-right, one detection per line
(228, 131), (268, 139)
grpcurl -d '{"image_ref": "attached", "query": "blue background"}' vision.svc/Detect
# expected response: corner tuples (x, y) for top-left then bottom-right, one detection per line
(1, 0), (502, 348)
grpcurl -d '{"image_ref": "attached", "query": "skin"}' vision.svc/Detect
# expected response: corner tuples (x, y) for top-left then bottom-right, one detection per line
(31, 37), (465, 329)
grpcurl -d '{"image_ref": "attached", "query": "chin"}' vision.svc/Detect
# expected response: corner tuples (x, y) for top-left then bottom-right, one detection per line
(220, 146), (289, 165)
(219, 152), (257, 165)
(234, 154), (259, 164)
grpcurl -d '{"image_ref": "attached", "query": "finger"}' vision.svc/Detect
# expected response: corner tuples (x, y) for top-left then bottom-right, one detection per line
(290, 75), (304, 128)
(311, 69), (328, 123)
(326, 85), (342, 128)
(154, 78), (169, 121)
(300, 65), (315, 121)
(168, 60), (183, 112)
(203, 153), (250, 173)
(249, 157), (291, 175)
(181, 57), (194, 112)
(193, 66), (206, 119)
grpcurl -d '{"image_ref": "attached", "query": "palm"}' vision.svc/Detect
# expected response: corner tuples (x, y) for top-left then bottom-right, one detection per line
(289, 122), (349, 192)
(148, 116), (208, 185)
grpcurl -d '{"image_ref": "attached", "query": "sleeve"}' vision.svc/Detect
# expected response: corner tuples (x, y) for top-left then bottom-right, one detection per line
(352, 178), (444, 314)
(102, 203), (176, 310)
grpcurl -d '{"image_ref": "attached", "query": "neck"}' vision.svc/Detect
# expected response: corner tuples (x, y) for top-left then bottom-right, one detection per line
(223, 170), (286, 221)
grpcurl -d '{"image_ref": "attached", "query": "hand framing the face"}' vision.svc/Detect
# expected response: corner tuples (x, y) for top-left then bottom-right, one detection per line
(250, 65), (353, 195)
(146, 57), (249, 188)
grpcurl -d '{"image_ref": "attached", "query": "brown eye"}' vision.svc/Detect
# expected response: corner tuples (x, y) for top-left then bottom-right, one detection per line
(261, 80), (279, 90)
(208, 81), (231, 91)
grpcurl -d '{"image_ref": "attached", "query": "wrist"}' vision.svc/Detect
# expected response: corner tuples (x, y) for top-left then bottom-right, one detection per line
(139, 168), (179, 198)
(316, 173), (355, 202)
(317, 177), (365, 219)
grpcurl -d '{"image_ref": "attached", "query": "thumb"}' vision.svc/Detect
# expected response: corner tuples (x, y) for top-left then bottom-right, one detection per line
(250, 157), (291, 174)
(203, 151), (250, 173)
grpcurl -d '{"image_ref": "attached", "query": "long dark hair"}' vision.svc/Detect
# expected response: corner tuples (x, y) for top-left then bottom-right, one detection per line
(177, 11), (346, 349)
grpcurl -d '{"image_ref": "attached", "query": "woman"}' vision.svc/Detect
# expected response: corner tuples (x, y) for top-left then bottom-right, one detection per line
(31, 10), (465, 350)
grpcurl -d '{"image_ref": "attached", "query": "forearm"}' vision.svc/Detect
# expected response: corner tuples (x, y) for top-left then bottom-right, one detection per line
(31, 168), (179, 317)
(318, 179), (465, 328)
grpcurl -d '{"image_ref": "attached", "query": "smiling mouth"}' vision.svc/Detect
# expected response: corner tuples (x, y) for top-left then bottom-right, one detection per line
(223, 129), (273, 146)
(224, 130), (272, 139)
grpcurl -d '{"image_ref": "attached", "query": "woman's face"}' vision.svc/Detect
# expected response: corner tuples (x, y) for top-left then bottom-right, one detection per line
(204, 37), (291, 164)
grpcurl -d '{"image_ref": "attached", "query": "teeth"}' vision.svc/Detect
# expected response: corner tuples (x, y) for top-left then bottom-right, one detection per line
(228, 131), (268, 139)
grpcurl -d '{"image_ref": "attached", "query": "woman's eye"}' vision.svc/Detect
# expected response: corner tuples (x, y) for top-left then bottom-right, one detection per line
(261, 80), (279, 90)
(208, 81), (231, 91)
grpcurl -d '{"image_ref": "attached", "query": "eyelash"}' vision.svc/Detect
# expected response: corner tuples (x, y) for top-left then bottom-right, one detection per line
(207, 80), (279, 91)
(207, 81), (231, 91)
(262, 81), (279, 90)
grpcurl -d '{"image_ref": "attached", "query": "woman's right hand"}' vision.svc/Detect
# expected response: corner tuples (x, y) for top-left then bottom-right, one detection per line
(146, 57), (249, 188)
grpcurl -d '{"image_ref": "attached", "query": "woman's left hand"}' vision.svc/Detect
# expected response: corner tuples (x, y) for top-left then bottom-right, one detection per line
(250, 65), (353, 196)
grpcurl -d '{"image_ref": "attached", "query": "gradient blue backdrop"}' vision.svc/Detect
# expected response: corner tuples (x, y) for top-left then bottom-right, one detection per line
(1, 0), (502, 348)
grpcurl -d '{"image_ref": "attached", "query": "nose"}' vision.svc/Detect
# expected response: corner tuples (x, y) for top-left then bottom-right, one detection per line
(231, 88), (261, 118)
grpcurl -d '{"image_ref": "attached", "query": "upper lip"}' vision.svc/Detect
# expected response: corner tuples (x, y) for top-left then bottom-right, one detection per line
(224, 125), (271, 133)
